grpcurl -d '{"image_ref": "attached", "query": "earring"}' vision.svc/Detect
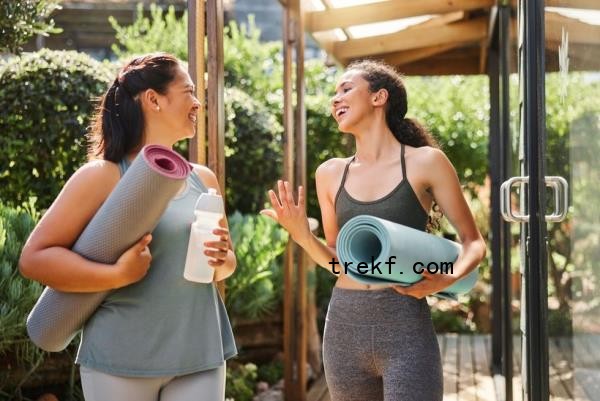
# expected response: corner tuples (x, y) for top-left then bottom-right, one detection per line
(156, 106), (160, 111)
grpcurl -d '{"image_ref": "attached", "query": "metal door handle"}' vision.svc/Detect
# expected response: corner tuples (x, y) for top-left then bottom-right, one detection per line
(500, 176), (569, 223)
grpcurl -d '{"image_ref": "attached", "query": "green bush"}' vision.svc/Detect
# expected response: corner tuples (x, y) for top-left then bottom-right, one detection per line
(226, 212), (288, 320)
(0, 200), (44, 396)
(256, 360), (283, 385)
(0, 49), (113, 209)
(224, 88), (282, 213)
(225, 363), (258, 401)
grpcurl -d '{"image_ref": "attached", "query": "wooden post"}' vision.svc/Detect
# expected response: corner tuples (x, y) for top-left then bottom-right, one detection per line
(283, 2), (297, 400)
(283, 0), (307, 399)
(206, 0), (225, 190)
(187, 0), (206, 165)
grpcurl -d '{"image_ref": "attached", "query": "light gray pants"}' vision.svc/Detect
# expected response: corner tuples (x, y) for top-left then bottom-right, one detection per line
(323, 287), (443, 401)
(80, 363), (226, 401)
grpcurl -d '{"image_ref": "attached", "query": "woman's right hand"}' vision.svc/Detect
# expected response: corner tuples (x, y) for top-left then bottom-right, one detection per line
(114, 234), (153, 287)
(260, 180), (311, 245)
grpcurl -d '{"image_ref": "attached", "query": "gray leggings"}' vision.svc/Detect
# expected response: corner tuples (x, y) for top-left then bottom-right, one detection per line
(323, 287), (443, 401)
(80, 364), (225, 401)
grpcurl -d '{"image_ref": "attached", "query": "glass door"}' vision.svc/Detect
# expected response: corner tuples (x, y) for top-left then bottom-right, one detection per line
(544, 1), (600, 400)
(502, 1), (600, 400)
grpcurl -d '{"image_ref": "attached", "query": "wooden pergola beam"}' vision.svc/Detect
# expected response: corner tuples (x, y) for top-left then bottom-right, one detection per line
(334, 17), (488, 60)
(305, 0), (493, 32)
(378, 42), (468, 66)
(546, 11), (600, 46)
(542, 0), (599, 9)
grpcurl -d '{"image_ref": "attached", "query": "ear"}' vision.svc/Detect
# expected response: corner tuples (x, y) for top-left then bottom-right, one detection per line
(140, 89), (162, 111)
(371, 88), (389, 107)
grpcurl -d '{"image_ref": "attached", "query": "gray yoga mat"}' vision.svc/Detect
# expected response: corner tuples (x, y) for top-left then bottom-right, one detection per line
(26, 145), (192, 352)
(336, 215), (479, 300)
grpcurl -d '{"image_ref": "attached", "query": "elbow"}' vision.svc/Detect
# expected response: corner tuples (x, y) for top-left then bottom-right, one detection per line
(476, 235), (487, 263)
(18, 249), (35, 280)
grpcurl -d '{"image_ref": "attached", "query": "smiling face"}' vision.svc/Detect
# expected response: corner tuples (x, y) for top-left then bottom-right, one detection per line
(150, 65), (201, 142)
(330, 69), (376, 133)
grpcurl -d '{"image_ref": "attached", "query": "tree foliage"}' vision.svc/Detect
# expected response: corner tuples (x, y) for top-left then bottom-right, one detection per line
(0, 0), (62, 54)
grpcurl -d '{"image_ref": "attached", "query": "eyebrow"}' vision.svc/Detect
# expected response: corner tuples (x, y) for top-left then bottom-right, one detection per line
(184, 84), (196, 91)
(335, 80), (353, 90)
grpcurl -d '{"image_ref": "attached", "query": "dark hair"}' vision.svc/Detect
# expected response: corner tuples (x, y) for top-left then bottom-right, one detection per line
(88, 52), (181, 162)
(347, 59), (443, 231)
(346, 59), (438, 149)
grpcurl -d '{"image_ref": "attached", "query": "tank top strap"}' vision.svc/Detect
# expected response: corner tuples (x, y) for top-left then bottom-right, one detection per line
(400, 143), (407, 181)
(188, 168), (208, 193)
(117, 159), (130, 178)
(334, 156), (355, 207)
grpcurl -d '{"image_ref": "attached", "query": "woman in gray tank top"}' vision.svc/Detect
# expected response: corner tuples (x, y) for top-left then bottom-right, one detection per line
(19, 53), (237, 401)
(262, 60), (486, 400)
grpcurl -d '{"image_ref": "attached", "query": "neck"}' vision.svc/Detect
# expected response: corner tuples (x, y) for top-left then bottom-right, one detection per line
(352, 117), (400, 164)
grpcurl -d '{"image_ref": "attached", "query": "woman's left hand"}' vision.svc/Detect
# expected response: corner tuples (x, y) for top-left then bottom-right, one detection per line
(203, 227), (231, 267)
(392, 270), (459, 299)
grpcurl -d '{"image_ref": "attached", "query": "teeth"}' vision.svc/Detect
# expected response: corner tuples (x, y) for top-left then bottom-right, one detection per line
(336, 107), (348, 117)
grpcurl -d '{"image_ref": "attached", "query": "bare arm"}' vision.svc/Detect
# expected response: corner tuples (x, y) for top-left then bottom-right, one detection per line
(261, 160), (342, 274)
(394, 148), (487, 299)
(19, 161), (153, 292)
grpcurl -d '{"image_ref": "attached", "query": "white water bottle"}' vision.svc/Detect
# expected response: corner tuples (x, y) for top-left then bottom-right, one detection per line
(183, 188), (224, 283)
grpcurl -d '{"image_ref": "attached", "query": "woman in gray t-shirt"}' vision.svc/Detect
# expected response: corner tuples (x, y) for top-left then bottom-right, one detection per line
(20, 53), (237, 401)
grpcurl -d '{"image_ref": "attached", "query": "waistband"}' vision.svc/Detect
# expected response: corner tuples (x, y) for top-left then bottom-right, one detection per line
(326, 286), (430, 325)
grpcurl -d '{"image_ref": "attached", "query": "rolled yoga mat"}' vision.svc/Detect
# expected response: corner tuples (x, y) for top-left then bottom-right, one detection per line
(336, 215), (479, 300)
(26, 144), (192, 352)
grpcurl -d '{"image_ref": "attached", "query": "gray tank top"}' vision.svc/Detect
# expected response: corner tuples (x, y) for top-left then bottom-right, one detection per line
(76, 159), (237, 376)
(335, 143), (429, 231)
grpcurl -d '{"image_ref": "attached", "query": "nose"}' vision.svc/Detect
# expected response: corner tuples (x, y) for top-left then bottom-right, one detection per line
(192, 96), (201, 109)
(331, 93), (341, 107)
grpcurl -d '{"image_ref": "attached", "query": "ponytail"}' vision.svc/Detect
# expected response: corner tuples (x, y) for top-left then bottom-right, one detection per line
(88, 53), (180, 162)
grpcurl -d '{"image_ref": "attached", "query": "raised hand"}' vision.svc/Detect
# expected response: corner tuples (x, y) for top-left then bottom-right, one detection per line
(260, 180), (311, 244)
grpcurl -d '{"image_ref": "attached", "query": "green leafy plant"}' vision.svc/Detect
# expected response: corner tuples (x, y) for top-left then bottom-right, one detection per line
(0, 0), (62, 54)
(224, 88), (282, 213)
(226, 212), (288, 320)
(257, 360), (283, 385)
(109, 4), (187, 61)
(0, 200), (44, 397)
(0, 49), (113, 210)
(225, 362), (258, 401)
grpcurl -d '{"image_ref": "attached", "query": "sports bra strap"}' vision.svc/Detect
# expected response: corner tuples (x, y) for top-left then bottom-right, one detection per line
(400, 143), (406, 180)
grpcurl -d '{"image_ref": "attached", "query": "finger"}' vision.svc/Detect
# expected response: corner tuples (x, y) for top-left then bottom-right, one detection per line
(205, 249), (228, 260)
(298, 186), (305, 208)
(137, 234), (152, 251)
(212, 228), (229, 236)
(204, 241), (229, 250)
(268, 190), (283, 211)
(278, 180), (290, 209)
(260, 209), (278, 221)
(284, 181), (295, 206)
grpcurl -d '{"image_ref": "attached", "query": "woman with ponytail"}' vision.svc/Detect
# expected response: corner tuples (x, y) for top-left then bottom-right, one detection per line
(19, 53), (237, 401)
(262, 60), (485, 400)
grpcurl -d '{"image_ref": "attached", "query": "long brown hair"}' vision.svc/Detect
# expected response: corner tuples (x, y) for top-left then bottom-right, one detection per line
(88, 53), (180, 162)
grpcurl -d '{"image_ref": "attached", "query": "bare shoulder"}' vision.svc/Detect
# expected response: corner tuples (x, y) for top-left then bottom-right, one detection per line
(190, 163), (220, 191)
(67, 159), (121, 194)
(315, 157), (351, 183)
(410, 146), (453, 169)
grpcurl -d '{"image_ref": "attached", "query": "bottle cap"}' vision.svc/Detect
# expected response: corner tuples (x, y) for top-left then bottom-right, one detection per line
(194, 187), (224, 214)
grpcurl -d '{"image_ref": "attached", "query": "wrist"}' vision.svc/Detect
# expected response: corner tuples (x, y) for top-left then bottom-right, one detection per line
(292, 230), (313, 248)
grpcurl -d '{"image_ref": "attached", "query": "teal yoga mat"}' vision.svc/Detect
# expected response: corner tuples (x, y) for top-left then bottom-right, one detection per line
(26, 145), (192, 352)
(336, 215), (478, 299)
